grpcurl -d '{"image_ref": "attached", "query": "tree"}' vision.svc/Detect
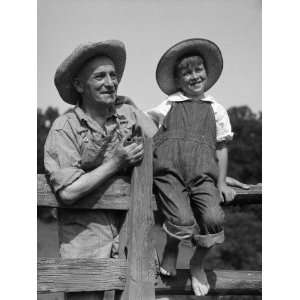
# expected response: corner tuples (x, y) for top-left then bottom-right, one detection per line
(227, 106), (262, 184)
(37, 107), (59, 173)
(205, 106), (262, 276)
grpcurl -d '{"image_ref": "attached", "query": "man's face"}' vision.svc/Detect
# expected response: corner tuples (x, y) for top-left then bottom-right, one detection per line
(175, 56), (207, 98)
(75, 56), (118, 106)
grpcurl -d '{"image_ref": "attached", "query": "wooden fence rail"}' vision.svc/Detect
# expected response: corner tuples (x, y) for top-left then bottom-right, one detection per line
(37, 175), (262, 209)
(38, 258), (261, 296)
(38, 258), (128, 293)
(155, 269), (261, 296)
(37, 138), (262, 299)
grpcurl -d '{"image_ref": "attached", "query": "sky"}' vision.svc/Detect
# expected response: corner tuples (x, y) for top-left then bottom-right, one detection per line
(38, 0), (261, 113)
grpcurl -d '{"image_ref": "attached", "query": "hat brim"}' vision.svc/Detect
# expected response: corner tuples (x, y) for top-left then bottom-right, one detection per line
(54, 40), (126, 105)
(156, 38), (223, 95)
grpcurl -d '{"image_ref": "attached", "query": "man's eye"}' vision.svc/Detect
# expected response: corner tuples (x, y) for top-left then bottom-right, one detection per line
(95, 74), (105, 79)
(110, 73), (117, 79)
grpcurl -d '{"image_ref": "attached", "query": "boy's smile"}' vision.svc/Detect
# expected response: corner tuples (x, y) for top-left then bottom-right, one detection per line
(175, 56), (208, 98)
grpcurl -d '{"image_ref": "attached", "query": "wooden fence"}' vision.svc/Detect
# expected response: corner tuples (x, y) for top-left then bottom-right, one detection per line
(37, 138), (262, 299)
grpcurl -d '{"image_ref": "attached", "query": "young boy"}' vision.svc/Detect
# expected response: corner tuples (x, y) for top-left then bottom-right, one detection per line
(147, 38), (236, 296)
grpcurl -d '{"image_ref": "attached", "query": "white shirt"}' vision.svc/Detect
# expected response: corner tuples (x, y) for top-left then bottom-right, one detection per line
(146, 92), (234, 142)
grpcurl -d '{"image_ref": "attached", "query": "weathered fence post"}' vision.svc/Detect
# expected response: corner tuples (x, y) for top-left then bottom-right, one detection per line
(121, 137), (156, 300)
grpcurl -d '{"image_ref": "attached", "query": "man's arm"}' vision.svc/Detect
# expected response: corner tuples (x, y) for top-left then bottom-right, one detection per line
(59, 138), (144, 204)
(119, 96), (158, 137)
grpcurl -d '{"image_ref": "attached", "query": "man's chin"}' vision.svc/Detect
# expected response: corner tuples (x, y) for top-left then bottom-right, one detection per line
(97, 94), (117, 103)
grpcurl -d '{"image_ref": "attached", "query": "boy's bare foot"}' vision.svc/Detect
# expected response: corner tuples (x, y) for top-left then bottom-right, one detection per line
(189, 246), (211, 296)
(160, 236), (179, 276)
(190, 263), (210, 296)
(160, 248), (178, 276)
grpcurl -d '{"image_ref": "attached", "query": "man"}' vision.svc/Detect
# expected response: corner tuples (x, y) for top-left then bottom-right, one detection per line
(44, 40), (157, 300)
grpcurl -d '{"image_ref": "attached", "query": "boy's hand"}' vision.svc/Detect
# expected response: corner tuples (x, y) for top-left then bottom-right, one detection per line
(225, 176), (250, 189)
(218, 182), (236, 203)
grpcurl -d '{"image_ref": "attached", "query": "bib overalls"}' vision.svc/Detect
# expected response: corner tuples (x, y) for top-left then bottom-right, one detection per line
(153, 100), (225, 248)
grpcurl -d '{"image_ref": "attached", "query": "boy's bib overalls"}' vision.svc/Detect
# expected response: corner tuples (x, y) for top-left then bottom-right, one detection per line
(153, 100), (225, 247)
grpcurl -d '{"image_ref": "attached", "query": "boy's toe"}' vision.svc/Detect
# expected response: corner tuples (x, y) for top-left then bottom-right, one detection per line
(160, 267), (171, 276)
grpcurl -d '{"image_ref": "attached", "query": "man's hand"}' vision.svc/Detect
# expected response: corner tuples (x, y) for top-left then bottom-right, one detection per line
(225, 176), (250, 189)
(112, 134), (144, 168)
(218, 182), (236, 203)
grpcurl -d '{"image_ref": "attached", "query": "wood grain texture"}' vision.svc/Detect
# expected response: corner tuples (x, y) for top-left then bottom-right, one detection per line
(38, 174), (262, 209)
(37, 174), (131, 210)
(38, 258), (127, 293)
(122, 138), (156, 300)
(228, 184), (262, 205)
(38, 259), (261, 296)
(155, 269), (262, 296)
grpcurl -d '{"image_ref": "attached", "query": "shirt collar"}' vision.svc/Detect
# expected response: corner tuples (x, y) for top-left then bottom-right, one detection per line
(74, 106), (119, 134)
(166, 91), (216, 103)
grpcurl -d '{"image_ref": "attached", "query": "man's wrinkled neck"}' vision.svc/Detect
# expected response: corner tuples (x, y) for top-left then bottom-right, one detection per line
(80, 98), (116, 127)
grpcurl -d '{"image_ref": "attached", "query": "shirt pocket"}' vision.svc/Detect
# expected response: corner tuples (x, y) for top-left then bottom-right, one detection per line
(80, 131), (109, 171)
(119, 117), (135, 138)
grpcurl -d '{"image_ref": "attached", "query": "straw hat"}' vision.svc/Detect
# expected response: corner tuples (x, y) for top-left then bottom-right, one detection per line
(54, 40), (126, 105)
(156, 38), (223, 95)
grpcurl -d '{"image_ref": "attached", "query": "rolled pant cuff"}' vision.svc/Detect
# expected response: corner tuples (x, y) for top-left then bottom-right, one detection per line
(162, 221), (196, 240)
(192, 230), (225, 248)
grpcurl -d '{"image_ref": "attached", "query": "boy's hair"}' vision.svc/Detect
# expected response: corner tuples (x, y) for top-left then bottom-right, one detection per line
(174, 54), (205, 79)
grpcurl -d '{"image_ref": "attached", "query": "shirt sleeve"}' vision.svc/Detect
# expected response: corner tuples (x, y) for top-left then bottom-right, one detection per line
(212, 102), (234, 143)
(132, 107), (158, 138)
(145, 100), (171, 127)
(44, 122), (85, 193)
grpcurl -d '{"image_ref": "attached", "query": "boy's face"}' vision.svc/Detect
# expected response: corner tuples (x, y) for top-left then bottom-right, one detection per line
(175, 56), (207, 98)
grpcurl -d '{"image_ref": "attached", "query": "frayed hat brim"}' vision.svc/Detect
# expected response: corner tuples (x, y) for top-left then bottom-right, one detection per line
(54, 40), (126, 105)
(156, 38), (223, 95)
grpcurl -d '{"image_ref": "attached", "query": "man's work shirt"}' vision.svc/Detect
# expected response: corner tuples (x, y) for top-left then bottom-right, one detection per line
(45, 99), (157, 193)
(44, 97), (157, 259)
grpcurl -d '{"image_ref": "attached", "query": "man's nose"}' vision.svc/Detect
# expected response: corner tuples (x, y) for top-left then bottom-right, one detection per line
(104, 75), (114, 87)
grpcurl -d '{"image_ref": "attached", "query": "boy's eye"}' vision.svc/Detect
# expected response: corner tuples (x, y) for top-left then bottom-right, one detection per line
(181, 70), (190, 76)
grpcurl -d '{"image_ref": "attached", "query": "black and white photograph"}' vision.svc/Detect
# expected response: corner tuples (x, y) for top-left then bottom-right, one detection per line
(37, 1), (262, 299)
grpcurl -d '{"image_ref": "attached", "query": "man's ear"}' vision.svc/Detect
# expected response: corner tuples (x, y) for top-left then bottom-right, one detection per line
(73, 78), (84, 93)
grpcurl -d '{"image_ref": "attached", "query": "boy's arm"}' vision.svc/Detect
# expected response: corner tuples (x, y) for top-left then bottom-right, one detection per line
(216, 143), (236, 202)
(225, 177), (250, 189)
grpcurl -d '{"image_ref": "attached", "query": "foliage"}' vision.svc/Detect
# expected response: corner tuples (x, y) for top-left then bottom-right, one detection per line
(203, 106), (262, 275)
(37, 107), (60, 221)
(37, 107), (59, 173)
(227, 106), (262, 184)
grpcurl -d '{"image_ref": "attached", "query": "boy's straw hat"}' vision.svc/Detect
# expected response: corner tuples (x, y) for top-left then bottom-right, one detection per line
(156, 38), (223, 95)
(54, 40), (126, 105)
